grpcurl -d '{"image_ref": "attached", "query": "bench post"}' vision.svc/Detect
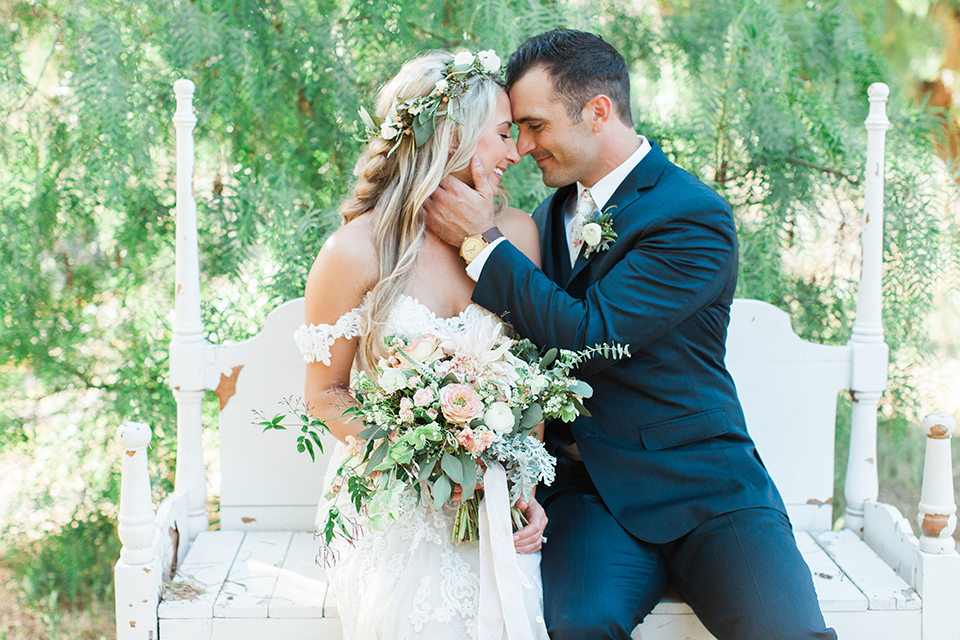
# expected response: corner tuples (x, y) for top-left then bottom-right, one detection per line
(169, 78), (209, 540)
(916, 413), (960, 639)
(115, 422), (162, 639)
(918, 413), (957, 553)
(844, 83), (890, 535)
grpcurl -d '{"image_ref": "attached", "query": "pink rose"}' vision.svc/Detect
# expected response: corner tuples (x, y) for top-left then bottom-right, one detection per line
(438, 383), (483, 423)
(413, 388), (434, 407)
(401, 334), (444, 363)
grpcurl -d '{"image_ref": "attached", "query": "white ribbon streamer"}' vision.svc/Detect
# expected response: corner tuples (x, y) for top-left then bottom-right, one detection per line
(478, 463), (536, 640)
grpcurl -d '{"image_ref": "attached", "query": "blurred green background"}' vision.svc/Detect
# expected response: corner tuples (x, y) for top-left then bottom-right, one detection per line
(2, 0), (960, 637)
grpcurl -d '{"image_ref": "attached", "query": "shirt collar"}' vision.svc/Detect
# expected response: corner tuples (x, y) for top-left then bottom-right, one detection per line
(576, 136), (651, 210)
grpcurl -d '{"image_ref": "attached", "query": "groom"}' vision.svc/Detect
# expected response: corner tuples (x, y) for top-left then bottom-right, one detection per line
(424, 29), (836, 640)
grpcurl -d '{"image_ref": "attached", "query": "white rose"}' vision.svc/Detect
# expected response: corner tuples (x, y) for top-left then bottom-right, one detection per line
(477, 50), (501, 73)
(483, 402), (516, 435)
(378, 368), (408, 393)
(380, 122), (399, 140)
(454, 51), (475, 67)
(581, 222), (603, 247)
(434, 79), (449, 93)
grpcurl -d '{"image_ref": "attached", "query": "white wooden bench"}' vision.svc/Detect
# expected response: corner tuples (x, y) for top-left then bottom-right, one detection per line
(113, 80), (960, 639)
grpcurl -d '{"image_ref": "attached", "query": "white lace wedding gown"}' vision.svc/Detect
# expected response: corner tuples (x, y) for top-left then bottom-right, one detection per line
(295, 294), (550, 640)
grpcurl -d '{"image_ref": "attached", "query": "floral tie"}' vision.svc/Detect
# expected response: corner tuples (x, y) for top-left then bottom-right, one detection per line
(569, 188), (597, 267)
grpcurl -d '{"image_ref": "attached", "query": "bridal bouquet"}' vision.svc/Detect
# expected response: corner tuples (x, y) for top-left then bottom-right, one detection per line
(316, 315), (628, 550)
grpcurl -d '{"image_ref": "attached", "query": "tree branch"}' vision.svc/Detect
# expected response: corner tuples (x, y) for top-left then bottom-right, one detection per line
(785, 157), (860, 186)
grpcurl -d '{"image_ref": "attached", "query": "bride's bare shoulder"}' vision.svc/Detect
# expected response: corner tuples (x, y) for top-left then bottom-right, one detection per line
(498, 207), (541, 267)
(305, 214), (378, 313)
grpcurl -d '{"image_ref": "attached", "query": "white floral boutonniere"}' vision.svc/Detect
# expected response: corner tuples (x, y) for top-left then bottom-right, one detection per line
(581, 206), (618, 258)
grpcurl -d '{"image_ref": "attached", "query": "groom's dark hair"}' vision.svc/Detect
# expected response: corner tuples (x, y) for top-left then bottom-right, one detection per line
(506, 29), (633, 127)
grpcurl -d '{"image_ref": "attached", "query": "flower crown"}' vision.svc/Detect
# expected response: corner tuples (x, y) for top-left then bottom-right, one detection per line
(358, 50), (503, 156)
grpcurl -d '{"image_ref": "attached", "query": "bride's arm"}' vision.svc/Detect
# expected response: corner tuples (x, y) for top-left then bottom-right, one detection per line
(302, 218), (379, 443)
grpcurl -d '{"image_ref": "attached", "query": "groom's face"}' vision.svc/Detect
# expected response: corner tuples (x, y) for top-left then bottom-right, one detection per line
(509, 67), (597, 188)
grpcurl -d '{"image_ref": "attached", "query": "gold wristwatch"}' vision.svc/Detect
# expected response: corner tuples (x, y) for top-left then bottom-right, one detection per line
(459, 227), (503, 264)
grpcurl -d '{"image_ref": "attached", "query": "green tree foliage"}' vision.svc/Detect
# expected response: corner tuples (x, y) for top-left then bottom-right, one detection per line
(0, 0), (956, 611)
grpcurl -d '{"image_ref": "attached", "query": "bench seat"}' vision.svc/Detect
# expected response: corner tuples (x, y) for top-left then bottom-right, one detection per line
(158, 526), (920, 640)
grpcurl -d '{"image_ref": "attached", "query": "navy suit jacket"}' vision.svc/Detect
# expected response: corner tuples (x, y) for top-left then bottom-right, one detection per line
(473, 142), (786, 544)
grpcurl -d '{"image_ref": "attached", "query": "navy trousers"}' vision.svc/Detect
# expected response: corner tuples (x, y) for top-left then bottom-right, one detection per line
(540, 459), (837, 640)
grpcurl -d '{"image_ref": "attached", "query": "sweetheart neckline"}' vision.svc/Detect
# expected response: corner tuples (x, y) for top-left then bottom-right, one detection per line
(393, 293), (486, 323)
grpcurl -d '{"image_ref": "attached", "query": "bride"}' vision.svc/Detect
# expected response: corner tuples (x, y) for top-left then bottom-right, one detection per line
(294, 51), (550, 639)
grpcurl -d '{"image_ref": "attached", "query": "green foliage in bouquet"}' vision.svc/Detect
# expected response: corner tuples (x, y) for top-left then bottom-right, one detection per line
(263, 313), (629, 558)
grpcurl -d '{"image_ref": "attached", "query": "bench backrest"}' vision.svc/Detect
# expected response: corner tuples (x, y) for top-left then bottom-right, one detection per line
(212, 296), (850, 533)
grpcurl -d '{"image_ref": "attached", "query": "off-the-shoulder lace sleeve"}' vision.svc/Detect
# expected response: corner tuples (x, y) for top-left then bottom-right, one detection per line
(294, 307), (364, 366)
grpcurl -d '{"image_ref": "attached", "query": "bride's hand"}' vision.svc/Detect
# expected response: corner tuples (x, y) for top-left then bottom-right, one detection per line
(423, 155), (496, 247)
(513, 494), (547, 554)
(450, 480), (484, 501)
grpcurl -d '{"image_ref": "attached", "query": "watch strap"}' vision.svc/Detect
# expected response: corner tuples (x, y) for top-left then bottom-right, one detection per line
(481, 226), (503, 243)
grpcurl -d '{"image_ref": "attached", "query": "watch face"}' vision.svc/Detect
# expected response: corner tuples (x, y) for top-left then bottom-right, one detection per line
(461, 236), (485, 261)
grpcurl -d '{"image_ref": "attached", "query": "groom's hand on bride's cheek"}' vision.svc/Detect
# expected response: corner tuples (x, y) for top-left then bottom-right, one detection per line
(513, 497), (547, 554)
(423, 155), (496, 247)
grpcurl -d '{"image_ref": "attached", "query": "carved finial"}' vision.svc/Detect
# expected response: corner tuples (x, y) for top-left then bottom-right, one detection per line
(921, 413), (955, 440)
(117, 421), (152, 451)
(868, 82), (890, 101)
(174, 78), (195, 97)
(918, 413), (957, 554)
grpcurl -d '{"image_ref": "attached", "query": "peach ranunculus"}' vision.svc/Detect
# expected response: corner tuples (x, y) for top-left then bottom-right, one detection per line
(438, 383), (484, 424)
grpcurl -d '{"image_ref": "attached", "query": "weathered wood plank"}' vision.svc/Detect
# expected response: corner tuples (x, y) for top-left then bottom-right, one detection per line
(214, 531), (292, 618)
(210, 617), (343, 640)
(796, 531), (868, 612)
(634, 608), (921, 640)
(160, 617), (213, 640)
(220, 505), (317, 532)
(269, 531), (328, 618)
(159, 530), (244, 620)
(817, 529), (920, 610)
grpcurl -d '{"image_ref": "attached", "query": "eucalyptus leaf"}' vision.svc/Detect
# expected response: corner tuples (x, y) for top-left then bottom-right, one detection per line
(519, 403), (543, 431)
(358, 105), (378, 131)
(364, 440), (390, 475)
(568, 380), (594, 398)
(539, 348), (558, 368)
(433, 474), (453, 509)
(441, 452), (464, 484)
(417, 457), (438, 483)
(413, 116), (435, 147)
(358, 424), (389, 440)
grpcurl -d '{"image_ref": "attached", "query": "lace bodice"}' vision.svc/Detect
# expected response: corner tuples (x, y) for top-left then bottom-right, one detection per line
(294, 293), (499, 365)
